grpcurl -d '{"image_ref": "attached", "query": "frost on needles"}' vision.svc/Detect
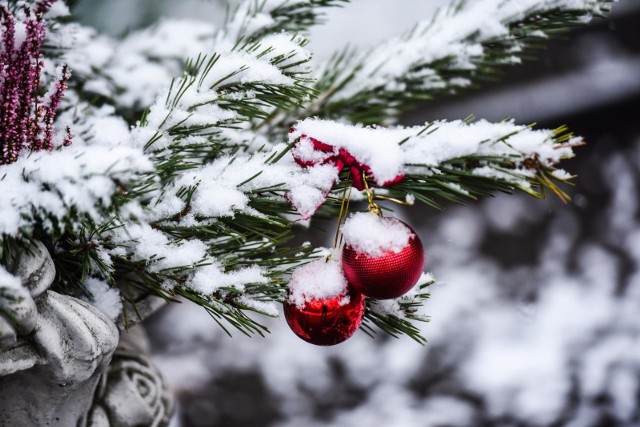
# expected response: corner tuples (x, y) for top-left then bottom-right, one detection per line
(0, 0), (613, 342)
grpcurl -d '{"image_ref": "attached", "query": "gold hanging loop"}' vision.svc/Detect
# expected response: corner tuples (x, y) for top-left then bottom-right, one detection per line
(333, 172), (353, 249)
(362, 172), (382, 217)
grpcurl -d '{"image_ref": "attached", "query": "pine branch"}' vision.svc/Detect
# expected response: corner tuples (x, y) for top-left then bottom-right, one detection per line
(261, 0), (614, 129)
(52, 0), (348, 122)
(67, 33), (324, 336)
(137, 34), (313, 178)
(362, 276), (434, 345)
(292, 117), (579, 210)
(225, 0), (350, 42)
(0, 0), (607, 344)
(391, 123), (578, 207)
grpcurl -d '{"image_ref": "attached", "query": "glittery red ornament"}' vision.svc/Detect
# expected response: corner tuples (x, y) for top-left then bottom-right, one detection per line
(342, 220), (425, 299)
(284, 288), (365, 346)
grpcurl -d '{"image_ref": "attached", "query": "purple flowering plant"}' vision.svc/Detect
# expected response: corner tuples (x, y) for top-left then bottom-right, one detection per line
(0, 0), (70, 165)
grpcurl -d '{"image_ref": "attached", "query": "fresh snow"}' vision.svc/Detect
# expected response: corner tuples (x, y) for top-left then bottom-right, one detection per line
(342, 213), (414, 258)
(291, 117), (575, 200)
(287, 256), (350, 309)
(0, 144), (151, 236)
(0, 0), (594, 334)
(190, 265), (269, 295)
(82, 278), (122, 321)
(368, 272), (435, 318)
(0, 266), (21, 290)
(332, 0), (609, 102)
(291, 119), (405, 185)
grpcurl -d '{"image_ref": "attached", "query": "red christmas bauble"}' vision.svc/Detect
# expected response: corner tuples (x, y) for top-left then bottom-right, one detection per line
(284, 287), (365, 346)
(342, 219), (425, 299)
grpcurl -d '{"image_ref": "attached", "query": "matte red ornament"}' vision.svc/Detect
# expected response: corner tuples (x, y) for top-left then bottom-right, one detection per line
(342, 220), (425, 299)
(284, 288), (365, 346)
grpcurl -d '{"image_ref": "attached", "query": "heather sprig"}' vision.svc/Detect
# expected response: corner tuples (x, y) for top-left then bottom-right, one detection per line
(0, 0), (71, 165)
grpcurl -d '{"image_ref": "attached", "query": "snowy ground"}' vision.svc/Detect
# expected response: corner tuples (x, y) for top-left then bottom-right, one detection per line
(70, 0), (640, 425)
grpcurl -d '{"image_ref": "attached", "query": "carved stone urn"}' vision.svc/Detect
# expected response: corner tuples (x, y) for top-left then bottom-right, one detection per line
(0, 243), (174, 426)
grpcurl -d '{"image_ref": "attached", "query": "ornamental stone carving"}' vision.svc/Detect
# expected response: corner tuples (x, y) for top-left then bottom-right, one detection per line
(0, 243), (173, 427)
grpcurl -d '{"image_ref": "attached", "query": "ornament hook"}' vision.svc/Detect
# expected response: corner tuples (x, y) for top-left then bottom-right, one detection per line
(333, 171), (353, 249)
(362, 172), (382, 217)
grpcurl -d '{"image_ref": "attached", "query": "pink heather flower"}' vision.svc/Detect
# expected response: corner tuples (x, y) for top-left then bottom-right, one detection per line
(34, 0), (56, 15)
(0, 0), (72, 165)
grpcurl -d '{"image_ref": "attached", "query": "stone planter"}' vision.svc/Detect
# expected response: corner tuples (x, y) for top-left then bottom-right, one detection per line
(0, 243), (174, 426)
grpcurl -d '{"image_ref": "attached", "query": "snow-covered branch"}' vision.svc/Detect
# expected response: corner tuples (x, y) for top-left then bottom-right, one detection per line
(134, 32), (313, 175)
(310, 0), (614, 124)
(291, 117), (578, 213)
(223, 0), (349, 42)
(0, 0), (606, 341)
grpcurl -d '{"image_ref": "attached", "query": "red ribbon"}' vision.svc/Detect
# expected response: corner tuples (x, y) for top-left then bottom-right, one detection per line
(291, 134), (404, 191)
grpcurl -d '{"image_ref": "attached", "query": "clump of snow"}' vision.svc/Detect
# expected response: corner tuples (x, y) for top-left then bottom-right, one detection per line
(82, 278), (122, 321)
(291, 136), (337, 164)
(342, 213), (413, 257)
(287, 256), (350, 309)
(190, 264), (269, 295)
(369, 272), (435, 318)
(287, 163), (341, 219)
(109, 224), (208, 273)
(237, 296), (280, 317)
(45, 1), (71, 19)
(402, 119), (573, 167)
(291, 118), (406, 186)
(0, 266), (22, 290)
(0, 144), (151, 236)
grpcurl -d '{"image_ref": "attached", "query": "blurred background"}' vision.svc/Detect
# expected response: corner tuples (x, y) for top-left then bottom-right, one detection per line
(74, 1), (640, 426)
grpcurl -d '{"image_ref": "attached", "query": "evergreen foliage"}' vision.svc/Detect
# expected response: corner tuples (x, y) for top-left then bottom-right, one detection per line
(0, 0), (614, 343)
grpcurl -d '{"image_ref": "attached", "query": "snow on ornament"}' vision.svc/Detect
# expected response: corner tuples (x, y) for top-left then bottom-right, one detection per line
(284, 256), (365, 346)
(287, 119), (406, 219)
(341, 212), (425, 299)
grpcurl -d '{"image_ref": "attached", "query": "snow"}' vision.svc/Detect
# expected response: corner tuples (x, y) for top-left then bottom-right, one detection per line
(45, 2), (70, 19)
(82, 278), (122, 321)
(369, 272), (435, 318)
(110, 223), (208, 273)
(330, 0), (610, 102)
(341, 213), (413, 258)
(287, 256), (350, 309)
(190, 265), (269, 295)
(287, 163), (341, 218)
(0, 266), (21, 290)
(291, 119), (406, 185)
(291, 117), (575, 198)
(0, 144), (151, 236)
(403, 119), (573, 167)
